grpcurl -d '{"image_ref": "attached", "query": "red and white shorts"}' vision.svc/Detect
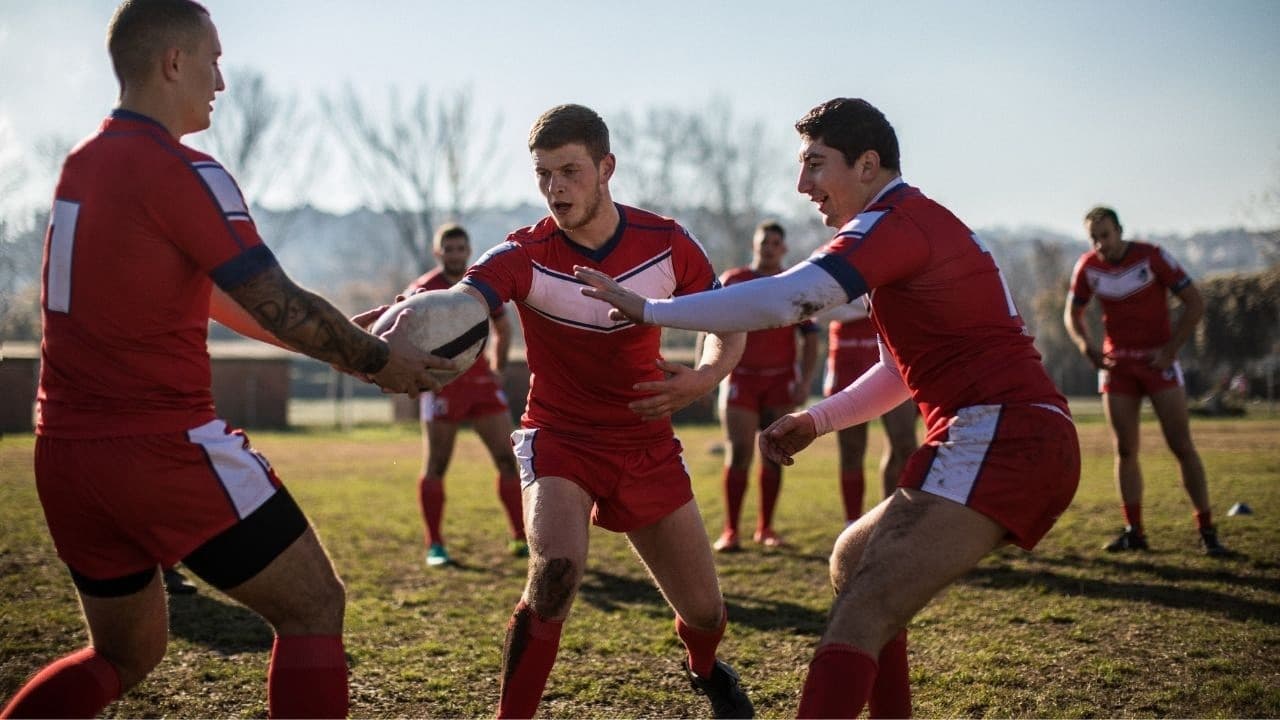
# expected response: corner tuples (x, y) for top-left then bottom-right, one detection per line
(720, 368), (796, 413)
(899, 403), (1080, 550)
(420, 371), (509, 423)
(510, 428), (694, 533)
(1099, 357), (1183, 397)
(36, 419), (287, 581)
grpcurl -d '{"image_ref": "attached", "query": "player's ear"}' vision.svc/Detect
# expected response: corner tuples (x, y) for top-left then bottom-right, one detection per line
(160, 46), (183, 81)
(598, 152), (617, 183)
(856, 150), (880, 179)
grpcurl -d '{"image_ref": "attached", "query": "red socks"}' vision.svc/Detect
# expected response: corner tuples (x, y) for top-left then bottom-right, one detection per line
(498, 473), (526, 540)
(1, 647), (120, 719)
(758, 465), (782, 533)
(798, 643), (878, 718)
(1122, 503), (1144, 536)
(869, 630), (912, 719)
(1194, 509), (1213, 532)
(267, 635), (348, 718)
(675, 609), (727, 678)
(722, 467), (748, 533)
(840, 468), (866, 521)
(418, 474), (445, 546)
(498, 600), (564, 719)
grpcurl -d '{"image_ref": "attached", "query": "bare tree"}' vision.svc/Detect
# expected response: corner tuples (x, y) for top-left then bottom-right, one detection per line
(323, 85), (503, 277)
(687, 99), (778, 269)
(611, 107), (699, 214)
(189, 67), (315, 248)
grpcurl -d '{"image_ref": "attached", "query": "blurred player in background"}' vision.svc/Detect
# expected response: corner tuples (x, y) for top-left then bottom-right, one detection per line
(404, 223), (526, 568)
(712, 221), (819, 551)
(457, 104), (753, 718)
(818, 296), (918, 523)
(576, 96), (1080, 718)
(0, 2), (446, 718)
(1065, 206), (1226, 556)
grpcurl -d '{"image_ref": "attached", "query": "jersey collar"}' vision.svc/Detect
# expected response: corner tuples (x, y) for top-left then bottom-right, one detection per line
(863, 175), (906, 211)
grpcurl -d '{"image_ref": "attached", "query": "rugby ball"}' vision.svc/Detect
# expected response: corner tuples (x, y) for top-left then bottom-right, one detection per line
(368, 288), (489, 386)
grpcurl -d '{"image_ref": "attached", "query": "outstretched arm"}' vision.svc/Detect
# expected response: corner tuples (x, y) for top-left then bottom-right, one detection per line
(219, 265), (447, 394)
(575, 262), (850, 332)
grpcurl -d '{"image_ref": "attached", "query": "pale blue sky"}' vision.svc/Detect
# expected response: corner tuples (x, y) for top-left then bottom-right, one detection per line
(1, 0), (1277, 236)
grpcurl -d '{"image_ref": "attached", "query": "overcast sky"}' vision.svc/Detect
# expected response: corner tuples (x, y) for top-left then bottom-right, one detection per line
(1, 0), (1278, 237)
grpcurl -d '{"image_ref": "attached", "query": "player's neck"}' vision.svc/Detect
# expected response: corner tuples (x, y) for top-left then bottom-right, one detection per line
(562, 201), (621, 250)
(751, 261), (783, 276)
(118, 89), (186, 139)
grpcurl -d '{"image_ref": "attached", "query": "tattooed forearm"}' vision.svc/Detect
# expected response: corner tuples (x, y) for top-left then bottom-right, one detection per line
(227, 266), (388, 375)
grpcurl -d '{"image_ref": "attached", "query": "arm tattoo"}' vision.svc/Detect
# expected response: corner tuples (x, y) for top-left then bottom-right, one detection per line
(226, 266), (388, 375)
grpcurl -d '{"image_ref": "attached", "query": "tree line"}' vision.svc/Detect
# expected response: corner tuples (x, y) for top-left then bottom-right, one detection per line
(1, 69), (1277, 401)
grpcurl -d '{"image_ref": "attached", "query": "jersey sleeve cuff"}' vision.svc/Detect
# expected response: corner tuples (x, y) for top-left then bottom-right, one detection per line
(210, 245), (279, 291)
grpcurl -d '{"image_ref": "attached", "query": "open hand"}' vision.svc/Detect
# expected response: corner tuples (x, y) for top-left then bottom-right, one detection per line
(628, 358), (714, 421)
(370, 308), (456, 396)
(573, 266), (647, 323)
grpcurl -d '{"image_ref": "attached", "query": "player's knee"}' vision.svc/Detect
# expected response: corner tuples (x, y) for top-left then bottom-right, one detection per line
(1114, 441), (1139, 459)
(426, 459), (450, 478)
(527, 556), (580, 620)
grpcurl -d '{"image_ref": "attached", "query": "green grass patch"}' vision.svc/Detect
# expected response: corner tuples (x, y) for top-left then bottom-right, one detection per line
(1, 413), (1277, 717)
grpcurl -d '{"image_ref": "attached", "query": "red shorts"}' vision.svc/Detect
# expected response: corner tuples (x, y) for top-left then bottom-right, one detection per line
(35, 419), (286, 580)
(1099, 358), (1183, 397)
(420, 371), (509, 423)
(824, 343), (879, 396)
(720, 369), (796, 413)
(899, 404), (1079, 550)
(510, 428), (694, 533)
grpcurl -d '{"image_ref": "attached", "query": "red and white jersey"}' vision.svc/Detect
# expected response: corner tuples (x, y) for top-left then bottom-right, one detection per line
(720, 266), (818, 374)
(405, 267), (506, 383)
(37, 110), (278, 439)
(1067, 241), (1191, 353)
(462, 204), (719, 447)
(810, 181), (1066, 435)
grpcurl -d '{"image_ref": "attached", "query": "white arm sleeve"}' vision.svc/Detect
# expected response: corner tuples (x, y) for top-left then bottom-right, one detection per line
(806, 344), (911, 435)
(644, 262), (850, 332)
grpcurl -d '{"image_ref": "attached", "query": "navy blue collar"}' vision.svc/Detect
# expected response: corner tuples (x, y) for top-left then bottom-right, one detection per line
(560, 203), (626, 263)
(110, 108), (170, 133)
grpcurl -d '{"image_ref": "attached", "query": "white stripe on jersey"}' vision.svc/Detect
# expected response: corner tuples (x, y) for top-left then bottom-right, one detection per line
(188, 419), (276, 519)
(46, 199), (81, 313)
(525, 250), (679, 333)
(919, 404), (1002, 505)
(837, 210), (887, 238)
(193, 161), (251, 219)
(1083, 259), (1156, 301)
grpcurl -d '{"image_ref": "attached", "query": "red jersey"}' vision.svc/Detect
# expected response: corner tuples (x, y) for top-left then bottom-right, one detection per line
(720, 266), (817, 373)
(810, 181), (1066, 435)
(37, 110), (278, 439)
(1067, 241), (1191, 353)
(405, 266), (506, 383)
(462, 204), (719, 448)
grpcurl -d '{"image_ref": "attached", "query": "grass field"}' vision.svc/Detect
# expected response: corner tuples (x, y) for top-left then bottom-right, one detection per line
(1, 411), (1277, 718)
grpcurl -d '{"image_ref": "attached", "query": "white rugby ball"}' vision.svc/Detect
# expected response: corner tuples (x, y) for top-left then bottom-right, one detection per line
(369, 288), (489, 386)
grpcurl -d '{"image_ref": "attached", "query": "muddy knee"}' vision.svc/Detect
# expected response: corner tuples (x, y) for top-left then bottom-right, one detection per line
(526, 556), (581, 619)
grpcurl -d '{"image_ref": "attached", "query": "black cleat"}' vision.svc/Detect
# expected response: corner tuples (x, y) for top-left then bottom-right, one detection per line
(1104, 527), (1149, 552)
(683, 659), (754, 719)
(162, 567), (198, 595)
(1199, 527), (1229, 557)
